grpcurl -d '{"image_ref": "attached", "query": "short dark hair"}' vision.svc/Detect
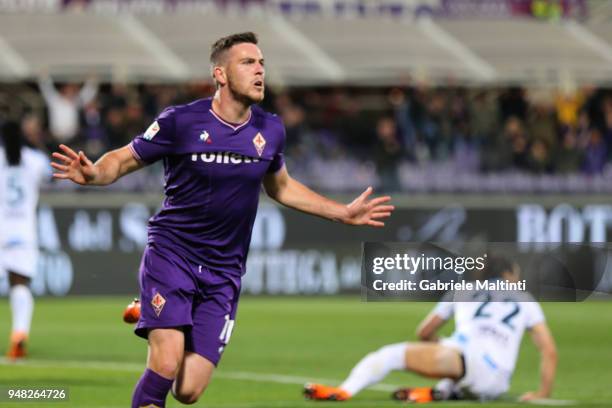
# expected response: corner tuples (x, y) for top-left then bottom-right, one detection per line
(482, 255), (515, 280)
(1, 120), (23, 166)
(210, 32), (258, 65)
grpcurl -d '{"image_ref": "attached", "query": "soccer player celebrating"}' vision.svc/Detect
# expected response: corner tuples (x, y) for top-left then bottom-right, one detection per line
(1, 120), (50, 359)
(51, 32), (394, 408)
(305, 257), (557, 403)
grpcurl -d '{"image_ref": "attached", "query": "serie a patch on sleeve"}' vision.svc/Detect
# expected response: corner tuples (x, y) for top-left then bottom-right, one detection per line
(143, 121), (160, 140)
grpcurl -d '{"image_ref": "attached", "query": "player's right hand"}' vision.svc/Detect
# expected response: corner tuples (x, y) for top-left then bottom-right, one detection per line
(51, 144), (99, 185)
(519, 391), (548, 401)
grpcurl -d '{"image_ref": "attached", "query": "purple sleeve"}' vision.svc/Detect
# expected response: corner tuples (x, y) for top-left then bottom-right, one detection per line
(130, 107), (176, 163)
(267, 123), (286, 174)
(268, 151), (285, 173)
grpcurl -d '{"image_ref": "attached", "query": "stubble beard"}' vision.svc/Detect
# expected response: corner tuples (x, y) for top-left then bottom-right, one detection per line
(227, 76), (263, 106)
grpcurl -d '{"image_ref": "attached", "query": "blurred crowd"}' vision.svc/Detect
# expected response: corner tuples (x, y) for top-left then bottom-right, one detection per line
(273, 84), (612, 191)
(1, 78), (611, 192)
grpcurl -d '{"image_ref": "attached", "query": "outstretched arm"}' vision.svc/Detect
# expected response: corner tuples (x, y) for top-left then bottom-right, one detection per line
(521, 322), (557, 401)
(78, 75), (99, 106)
(51, 144), (143, 186)
(415, 313), (447, 342)
(38, 74), (59, 104)
(263, 166), (394, 227)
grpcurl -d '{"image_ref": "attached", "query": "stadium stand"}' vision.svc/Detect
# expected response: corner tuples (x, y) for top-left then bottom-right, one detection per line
(0, 0), (611, 193)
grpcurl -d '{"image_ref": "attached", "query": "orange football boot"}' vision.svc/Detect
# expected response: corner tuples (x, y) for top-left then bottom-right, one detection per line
(6, 331), (28, 360)
(304, 383), (350, 401)
(392, 387), (436, 403)
(123, 299), (141, 324)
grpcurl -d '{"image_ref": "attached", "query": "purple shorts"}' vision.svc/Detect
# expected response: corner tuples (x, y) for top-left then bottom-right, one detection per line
(135, 244), (241, 366)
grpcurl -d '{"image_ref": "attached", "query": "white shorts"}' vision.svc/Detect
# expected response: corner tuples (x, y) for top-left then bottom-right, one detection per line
(441, 333), (511, 400)
(1, 246), (39, 278)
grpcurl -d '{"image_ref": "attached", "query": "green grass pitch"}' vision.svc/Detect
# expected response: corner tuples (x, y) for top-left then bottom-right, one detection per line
(0, 297), (610, 407)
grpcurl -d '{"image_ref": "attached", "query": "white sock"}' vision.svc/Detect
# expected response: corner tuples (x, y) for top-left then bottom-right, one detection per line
(9, 285), (34, 335)
(340, 342), (408, 396)
(434, 378), (457, 400)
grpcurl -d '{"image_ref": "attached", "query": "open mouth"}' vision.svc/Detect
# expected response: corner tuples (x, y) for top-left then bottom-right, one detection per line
(254, 80), (264, 89)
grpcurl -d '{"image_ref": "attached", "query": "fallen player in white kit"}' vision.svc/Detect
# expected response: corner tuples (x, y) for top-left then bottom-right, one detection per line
(304, 256), (557, 403)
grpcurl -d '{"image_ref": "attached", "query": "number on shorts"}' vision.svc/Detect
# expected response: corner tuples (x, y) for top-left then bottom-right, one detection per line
(219, 314), (235, 345)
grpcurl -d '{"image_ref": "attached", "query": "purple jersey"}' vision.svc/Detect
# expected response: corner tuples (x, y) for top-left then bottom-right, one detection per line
(130, 98), (285, 276)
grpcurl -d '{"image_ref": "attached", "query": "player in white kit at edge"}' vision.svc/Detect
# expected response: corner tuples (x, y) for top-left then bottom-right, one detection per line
(0, 120), (49, 360)
(305, 256), (558, 403)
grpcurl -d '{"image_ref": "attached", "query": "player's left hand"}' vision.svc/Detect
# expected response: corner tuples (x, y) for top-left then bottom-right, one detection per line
(344, 187), (394, 227)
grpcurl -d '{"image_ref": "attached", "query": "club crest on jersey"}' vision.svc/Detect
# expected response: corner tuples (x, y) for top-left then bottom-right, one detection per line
(151, 292), (166, 317)
(200, 130), (212, 144)
(143, 121), (160, 140)
(253, 132), (266, 157)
